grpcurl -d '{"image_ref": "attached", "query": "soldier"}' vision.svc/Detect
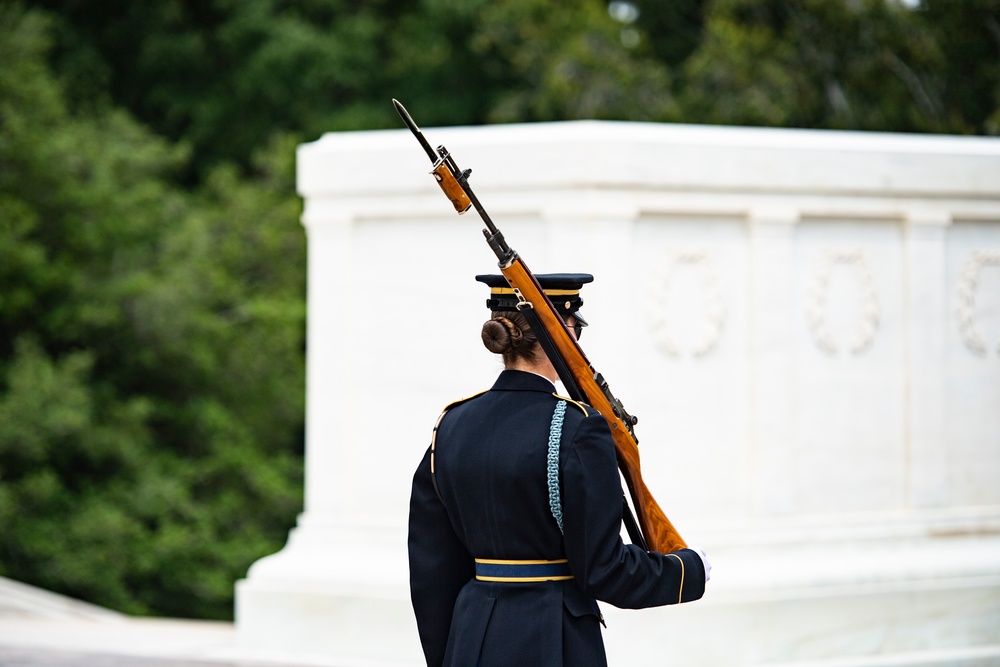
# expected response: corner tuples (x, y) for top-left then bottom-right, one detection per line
(408, 273), (710, 667)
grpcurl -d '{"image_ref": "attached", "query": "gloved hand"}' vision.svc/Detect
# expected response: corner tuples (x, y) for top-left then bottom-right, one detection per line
(688, 545), (711, 582)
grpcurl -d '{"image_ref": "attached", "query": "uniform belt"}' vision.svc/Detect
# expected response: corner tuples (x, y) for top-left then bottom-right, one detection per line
(474, 559), (574, 582)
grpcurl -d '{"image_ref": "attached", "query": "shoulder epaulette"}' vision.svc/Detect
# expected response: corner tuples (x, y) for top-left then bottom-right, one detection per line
(552, 393), (591, 416)
(429, 390), (488, 507)
(440, 389), (488, 414)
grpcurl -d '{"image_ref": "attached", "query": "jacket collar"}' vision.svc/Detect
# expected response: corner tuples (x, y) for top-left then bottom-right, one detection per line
(491, 369), (557, 393)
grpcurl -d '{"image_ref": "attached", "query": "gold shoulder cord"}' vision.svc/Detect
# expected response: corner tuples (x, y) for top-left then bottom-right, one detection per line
(552, 393), (590, 416)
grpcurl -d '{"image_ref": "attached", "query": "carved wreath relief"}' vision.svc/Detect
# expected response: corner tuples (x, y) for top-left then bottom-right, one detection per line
(957, 249), (1000, 357)
(648, 249), (725, 358)
(806, 247), (880, 355)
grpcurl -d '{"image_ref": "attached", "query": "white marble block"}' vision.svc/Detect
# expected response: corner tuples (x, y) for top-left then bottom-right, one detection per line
(236, 120), (1000, 666)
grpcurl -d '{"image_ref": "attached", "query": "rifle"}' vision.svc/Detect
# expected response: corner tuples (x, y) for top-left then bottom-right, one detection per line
(393, 99), (686, 554)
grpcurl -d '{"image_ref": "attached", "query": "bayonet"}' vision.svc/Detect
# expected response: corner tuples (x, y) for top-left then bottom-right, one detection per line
(393, 99), (437, 164)
(393, 99), (473, 215)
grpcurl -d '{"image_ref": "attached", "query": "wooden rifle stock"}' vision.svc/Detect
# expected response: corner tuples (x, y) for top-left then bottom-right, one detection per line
(393, 99), (686, 553)
(499, 260), (687, 553)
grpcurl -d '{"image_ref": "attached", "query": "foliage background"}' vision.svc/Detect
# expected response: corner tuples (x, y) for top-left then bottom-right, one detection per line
(1, 0), (997, 620)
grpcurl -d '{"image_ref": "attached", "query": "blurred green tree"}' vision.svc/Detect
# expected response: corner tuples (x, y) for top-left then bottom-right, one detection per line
(0, 5), (303, 619)
(28, 0), (687, 177)
(628, 0), (708, 66)
(469, 0), (678, 122)
(921, 0), (1000, 134)
(676, 0), (999, 133)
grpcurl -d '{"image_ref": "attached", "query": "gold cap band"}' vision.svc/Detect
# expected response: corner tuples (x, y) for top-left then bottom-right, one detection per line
(490, 287), (580, 297)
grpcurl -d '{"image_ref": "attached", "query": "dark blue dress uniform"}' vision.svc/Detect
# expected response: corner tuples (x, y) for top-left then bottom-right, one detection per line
(408, 370), (706, 666)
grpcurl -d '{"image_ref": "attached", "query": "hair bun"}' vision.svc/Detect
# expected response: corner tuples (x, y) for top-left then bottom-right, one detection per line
(480, 312), (540, 364)
(482, 318), (512, 354)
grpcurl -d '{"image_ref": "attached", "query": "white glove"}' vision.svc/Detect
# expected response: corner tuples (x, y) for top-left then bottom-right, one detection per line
(688, 545), (711, 582)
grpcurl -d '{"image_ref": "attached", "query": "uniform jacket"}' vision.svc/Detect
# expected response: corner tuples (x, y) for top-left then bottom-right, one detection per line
(408, 370), (705, 667)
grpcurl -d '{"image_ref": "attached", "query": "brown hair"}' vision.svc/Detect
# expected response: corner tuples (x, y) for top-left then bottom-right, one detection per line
(481, 311), (540, 366)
